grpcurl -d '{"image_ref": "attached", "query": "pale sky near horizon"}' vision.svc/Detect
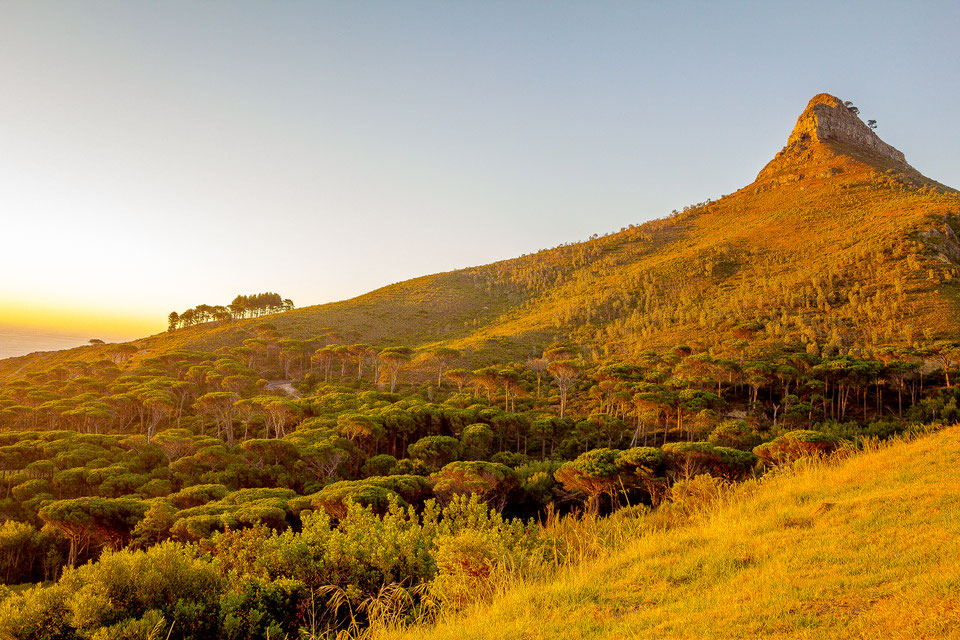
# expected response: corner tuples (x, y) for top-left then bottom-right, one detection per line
(2, 1), (959, 342)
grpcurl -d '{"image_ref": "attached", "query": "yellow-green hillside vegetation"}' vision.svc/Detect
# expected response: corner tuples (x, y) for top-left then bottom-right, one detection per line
(3, 92), (959, 378)
(1, 93), (959, 640)
(386, 425), (960, 640)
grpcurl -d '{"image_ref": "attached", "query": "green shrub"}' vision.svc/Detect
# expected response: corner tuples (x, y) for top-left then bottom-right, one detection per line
(708, 420), (761, 450)
(429, 528), (499, 608)
(407, 436), (462, 472)
(389, 457), (429, 476)
(168, 484), (229, 509)
(431, 461), (518, 511)
(663, 442), (757, 480)
(0, 542), (221, 640)
(489, 451), (528, 467)
(753, 430), (839, 466)
(555, 448), (623, 511)
(0, 521), (66, 585)
(426, 494), (541, 609)
(460, 424), (495, 460)
(0, 582), (75, 640)
(292, 475), (432, 519)
(362, 454), (397, 478)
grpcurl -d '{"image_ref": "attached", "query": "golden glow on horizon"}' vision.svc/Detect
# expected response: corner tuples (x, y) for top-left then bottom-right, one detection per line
(0, 300), (162, 338)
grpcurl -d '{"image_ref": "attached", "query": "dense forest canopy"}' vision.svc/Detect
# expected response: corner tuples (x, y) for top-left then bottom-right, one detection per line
(1, 312), (959, 637)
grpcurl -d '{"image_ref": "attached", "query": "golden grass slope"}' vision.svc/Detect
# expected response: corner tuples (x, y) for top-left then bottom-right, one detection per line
(388, 426), (960, 640)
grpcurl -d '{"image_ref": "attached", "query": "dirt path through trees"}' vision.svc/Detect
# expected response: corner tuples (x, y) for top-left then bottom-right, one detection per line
(265, 380), (300, 397)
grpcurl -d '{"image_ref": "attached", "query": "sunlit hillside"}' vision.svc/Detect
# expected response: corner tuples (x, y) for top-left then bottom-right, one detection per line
(385, 425), (960, 640)
(3, 93), (958, 376)
(2, 94), (959, 640)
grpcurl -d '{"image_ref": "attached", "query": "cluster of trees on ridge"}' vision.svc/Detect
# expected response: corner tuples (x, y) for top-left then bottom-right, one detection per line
(1, 314), (960, 637)
(167, 292), (294, 331)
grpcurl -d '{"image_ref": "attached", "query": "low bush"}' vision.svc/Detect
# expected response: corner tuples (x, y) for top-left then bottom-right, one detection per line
(753, 429), (839, 466)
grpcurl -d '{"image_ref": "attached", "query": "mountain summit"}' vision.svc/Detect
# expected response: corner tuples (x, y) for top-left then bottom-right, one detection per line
(754, 93), (932, 189)
(787, 94), (905, 161)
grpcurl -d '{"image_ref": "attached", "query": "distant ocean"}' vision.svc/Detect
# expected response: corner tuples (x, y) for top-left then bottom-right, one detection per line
(0, 325), (97, 360)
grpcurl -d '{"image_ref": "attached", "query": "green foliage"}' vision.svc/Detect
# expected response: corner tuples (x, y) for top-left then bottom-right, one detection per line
(131, 499), (177, 548)
(293, 475), (433, 519)
(753, 430), (840, 466)
(515, 460), (563, 505)
(389, 457), (429, 476)
(0, 522), (65, 585)
(431, 461), (518, 511)
(708, 420), (761, 450)
(555, 448), (624, 510)
(168, 484), (229, 509)
(0, 541), (220, 639)
(662, 442), (758, 480)
(489, 451), (528, 467)
(39, 497), (149, 564)
(617, 446), (665, 474)
(0, 582), (74, 640)
(460, 423), (495, 460)
(362, 454), (398, 478)
(429, 527), (501, 609)
(168, 488), (297, 541)
(407, 436), (462, 472)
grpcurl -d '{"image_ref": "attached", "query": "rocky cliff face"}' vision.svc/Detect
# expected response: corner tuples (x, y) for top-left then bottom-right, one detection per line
(785, 93), (907, 163)
(754, 93), (916, 189)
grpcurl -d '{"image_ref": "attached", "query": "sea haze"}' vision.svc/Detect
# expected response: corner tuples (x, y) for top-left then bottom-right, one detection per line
(0, 325), (98, 360)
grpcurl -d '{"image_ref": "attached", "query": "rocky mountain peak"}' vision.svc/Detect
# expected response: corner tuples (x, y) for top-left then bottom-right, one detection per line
(786, 93), (906, 163)
(754, 93), (914, 187)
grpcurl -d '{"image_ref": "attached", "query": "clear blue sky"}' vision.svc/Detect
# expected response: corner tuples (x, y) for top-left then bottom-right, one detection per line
(2, 1), (958, 338)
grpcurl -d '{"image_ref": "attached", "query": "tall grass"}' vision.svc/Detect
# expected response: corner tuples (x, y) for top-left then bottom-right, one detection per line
(378, 424), (960, 640)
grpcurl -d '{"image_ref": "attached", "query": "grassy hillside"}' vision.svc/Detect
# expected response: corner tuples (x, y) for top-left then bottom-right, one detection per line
(386, 425), (960, 640)
(3, 93), (959, 379)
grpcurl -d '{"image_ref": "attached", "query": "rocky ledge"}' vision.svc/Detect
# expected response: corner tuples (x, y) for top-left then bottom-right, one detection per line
(754, 93), (914, 187)
(786, 93), (906, 163)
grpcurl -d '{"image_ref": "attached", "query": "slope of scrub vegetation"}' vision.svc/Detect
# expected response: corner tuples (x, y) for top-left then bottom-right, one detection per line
(0, 305), (957, 638)
(387, 425), (960, 640)
(0, 94), (959, 639)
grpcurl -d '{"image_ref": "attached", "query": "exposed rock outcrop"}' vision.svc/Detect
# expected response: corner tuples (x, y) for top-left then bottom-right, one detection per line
(754, 93), (918, 189)
(786, 93), (906, 163)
